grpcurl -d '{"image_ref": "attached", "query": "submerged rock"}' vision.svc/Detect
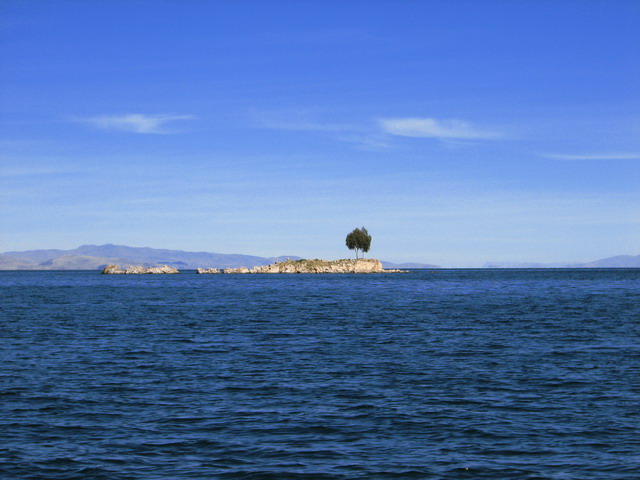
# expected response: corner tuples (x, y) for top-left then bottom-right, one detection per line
(211, 258), (405, 274)
(102, 264), (179, 274)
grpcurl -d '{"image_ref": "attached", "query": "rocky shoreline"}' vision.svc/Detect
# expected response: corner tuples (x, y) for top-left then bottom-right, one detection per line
(102, 259), (405, 274)
(198, 258), (405, 274)
(102, 265), (179, 274)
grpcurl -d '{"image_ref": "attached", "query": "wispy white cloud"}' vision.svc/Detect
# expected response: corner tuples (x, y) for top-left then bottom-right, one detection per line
(80, 114), (194, 134)
(253, 110), (502, 148)
(335, 133), (390, 150)
(253, 109), (390, 150)
(542, 152), (640, 161)
(379, 117), (501, 140)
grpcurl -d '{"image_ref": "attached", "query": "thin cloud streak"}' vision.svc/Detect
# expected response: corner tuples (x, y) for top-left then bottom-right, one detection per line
(252, 109), (357, 133)
(259, 119), (357, 133)
(80, 114), (194, 134)
(379, 117), (501, 140)
(543, 152), (640, 161)
(253, 110), (389, 150)
(0, 166), (82, 177)
(255, 111), (502, 148)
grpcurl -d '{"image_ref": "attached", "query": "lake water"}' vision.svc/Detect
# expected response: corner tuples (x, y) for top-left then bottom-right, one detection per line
(1, 269), (639, 479)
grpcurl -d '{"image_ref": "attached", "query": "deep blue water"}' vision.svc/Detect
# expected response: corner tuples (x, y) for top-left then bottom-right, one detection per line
(1, 269), (639, 480)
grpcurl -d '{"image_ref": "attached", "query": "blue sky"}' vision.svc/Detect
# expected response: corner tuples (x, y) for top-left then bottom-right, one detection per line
(1, 0), (639, 266)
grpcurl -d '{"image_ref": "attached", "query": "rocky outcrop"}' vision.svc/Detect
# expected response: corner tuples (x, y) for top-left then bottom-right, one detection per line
(215, 258), (405, 274)
(196, 267), (221, 274)
(102, 264), (179, 274)
(224, 267), (252, 274)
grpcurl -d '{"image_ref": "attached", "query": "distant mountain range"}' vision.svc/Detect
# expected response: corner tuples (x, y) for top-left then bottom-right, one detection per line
(1, 244), (636, 270)
(380, 261), (440, 269)
(0, 244), (302, 270)
(0, 244), (439, 271)
(483, 254), (640, 269)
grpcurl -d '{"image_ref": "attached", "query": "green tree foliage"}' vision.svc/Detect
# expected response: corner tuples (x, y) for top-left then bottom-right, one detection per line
(345, 227), (372, 259)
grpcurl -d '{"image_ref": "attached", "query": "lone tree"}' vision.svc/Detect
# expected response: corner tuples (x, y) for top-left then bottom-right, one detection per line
(345, 227), (372, 259)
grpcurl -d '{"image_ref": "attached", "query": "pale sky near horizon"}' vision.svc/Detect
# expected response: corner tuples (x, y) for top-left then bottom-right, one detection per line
(1, 0), (639, 266)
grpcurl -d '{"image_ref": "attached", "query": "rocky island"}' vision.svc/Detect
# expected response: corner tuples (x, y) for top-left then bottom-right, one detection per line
(102, 264), (179, 274)
(101, 259), (405, 274)
(198, 258), (404, 274)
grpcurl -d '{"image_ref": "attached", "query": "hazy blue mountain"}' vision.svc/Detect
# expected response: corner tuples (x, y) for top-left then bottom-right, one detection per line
(575, 255), (640, 268)
(484, 255), (640, 268)
(381, 261), (440, 269)
(36, 255), (132, 270)
(1, 244), (302, 270)
(0, 254), (36, 270)
(2, 248), (72, 264)
(483, 262), (575, 268)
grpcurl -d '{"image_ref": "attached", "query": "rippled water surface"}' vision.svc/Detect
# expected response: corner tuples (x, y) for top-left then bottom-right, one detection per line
(1, 269), (639, 479)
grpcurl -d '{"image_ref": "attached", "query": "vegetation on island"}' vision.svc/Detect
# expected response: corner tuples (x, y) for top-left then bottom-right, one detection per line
(345, 227), (372, 259)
